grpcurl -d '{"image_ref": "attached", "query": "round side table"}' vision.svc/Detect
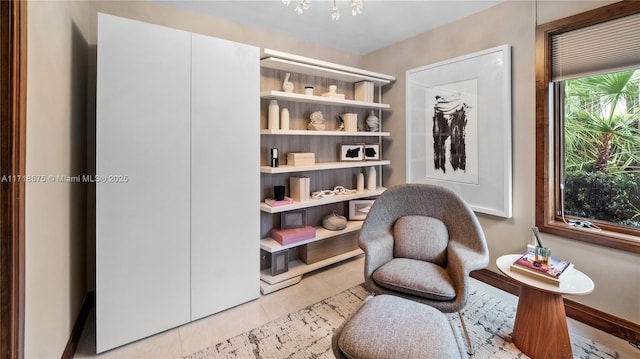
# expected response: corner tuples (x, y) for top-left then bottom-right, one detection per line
(496, 254), (594, 359)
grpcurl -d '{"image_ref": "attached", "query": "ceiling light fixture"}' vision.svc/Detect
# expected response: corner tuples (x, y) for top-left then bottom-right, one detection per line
(282, 0), (363, 21)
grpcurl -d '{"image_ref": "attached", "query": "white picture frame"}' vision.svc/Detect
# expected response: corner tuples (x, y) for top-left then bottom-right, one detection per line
(340, 144), (365, 161)
(406, 45), (512, 218)
(349, 199), (375, 221)
(280, 209), (307, 230)
(364, 144), (380, 160)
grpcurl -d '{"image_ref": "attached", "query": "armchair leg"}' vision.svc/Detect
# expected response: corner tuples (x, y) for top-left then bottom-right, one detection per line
(458, 311), (474, 356)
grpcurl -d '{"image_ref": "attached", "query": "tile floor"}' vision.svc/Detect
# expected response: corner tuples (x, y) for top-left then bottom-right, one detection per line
(74, 255), (638, 358)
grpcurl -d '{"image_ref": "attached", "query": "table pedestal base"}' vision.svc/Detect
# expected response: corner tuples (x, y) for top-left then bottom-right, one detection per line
(512, 286), (572, 359)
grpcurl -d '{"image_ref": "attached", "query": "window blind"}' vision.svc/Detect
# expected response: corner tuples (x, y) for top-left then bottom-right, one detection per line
(551, 12), (640, 81)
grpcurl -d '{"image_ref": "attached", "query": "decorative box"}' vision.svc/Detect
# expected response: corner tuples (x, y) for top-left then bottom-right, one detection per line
(287, 152), (315, 166)
(270, 226), (316, 245)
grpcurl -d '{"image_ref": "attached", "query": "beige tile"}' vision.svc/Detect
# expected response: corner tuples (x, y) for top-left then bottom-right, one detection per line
(176, 317), (214, 357)
(312, 256), (365, 292)
(92, 328), (184, 359)
(201, 298), (270, 345)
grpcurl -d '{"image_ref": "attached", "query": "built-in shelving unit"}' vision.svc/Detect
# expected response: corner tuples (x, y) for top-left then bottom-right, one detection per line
(259, 48), (395, 294)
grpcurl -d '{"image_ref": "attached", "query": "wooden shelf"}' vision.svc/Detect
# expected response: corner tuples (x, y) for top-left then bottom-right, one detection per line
(260, 221), (364, 253)
(261, 90), (390, 109)
(260, 187), (386, 213)
(260, 160), (390, 174)
(258, 49), (393, 294)
(261, 49), (395, 85)
(260, 249), (364, 286)
(260, 129), (390, 137)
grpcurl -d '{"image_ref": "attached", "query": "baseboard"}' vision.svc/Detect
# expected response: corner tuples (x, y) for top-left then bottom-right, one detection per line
(61, 291), (95, 359)
(471, 269), (640, 347)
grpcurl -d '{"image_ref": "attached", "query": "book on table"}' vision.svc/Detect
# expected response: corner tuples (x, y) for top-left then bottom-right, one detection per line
(510, 251), (574, 286)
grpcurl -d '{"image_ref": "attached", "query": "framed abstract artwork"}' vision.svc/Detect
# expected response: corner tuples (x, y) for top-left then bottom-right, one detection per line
(281, 209), (307, 230)
(406, 45), (512, 218)
(340, 144), (365, 161)
(364, 144), (380, 160)
(349, 199), (375, 220)
(270, 250), (289, 276)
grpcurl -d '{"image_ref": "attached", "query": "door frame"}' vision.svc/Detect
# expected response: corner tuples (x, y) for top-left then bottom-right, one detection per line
(0, 0), (27, 358)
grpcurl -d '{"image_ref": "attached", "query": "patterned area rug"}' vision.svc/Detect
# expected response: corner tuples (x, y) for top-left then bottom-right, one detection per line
(185, 283), (621, 359)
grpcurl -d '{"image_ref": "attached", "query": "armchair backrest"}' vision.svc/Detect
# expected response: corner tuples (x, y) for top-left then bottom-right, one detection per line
(393, 215), (448, 266)
(360, 184), (487, 257)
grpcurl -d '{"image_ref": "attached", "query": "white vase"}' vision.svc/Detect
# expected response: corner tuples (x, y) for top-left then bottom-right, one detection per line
(268, 100), (279, 130)
(367, 166), (376, 190)
(280, 108), (289, 130)
(357, 173), (364, 192)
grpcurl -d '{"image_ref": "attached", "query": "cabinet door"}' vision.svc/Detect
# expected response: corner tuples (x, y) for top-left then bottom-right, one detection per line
(190, 33), (260, 320)
(96, 14), (191, 352)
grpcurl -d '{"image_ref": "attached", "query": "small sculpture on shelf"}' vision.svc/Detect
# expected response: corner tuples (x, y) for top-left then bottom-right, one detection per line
(282, 73), (294, 93)
(338, 115), (345, 131)
(311, 186), (357, 199)
(304, 86), (314, 96)
(366, 110), (379, 132)
(322, 210), (347, 231)
(321, 85), (345, 99)
(308, 111), (326, 130)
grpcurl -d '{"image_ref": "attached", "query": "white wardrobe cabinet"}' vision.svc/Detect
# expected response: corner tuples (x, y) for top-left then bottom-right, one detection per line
(96, 14), (259, 353)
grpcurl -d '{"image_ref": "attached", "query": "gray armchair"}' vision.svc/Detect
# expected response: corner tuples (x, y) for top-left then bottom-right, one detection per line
(359, 184), (489, 353)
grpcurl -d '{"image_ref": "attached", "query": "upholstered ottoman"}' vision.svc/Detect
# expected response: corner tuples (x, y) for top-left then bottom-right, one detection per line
(332, 294), (467, 359)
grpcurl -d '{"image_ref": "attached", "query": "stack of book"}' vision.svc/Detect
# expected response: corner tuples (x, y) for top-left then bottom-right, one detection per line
(340, 113), (358, 132)
(290, 176), (310, 202)
(354, 81), (374, 102)
(510, 251), (574, 286)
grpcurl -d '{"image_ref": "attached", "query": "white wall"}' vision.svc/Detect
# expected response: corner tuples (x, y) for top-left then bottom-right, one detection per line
(363, 0), (639, 324)
(26, 1), (91, 357)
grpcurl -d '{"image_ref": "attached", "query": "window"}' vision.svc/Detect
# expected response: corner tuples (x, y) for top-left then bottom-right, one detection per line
(559, 70), (640, 226)
(535, 1), (640, 253)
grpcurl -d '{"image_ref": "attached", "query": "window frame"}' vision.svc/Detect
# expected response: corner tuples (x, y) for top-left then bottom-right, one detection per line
(535, 0), (640, 254)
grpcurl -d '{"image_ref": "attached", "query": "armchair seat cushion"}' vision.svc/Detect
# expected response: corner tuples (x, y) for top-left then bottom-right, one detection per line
(372, 258), (456, 301)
